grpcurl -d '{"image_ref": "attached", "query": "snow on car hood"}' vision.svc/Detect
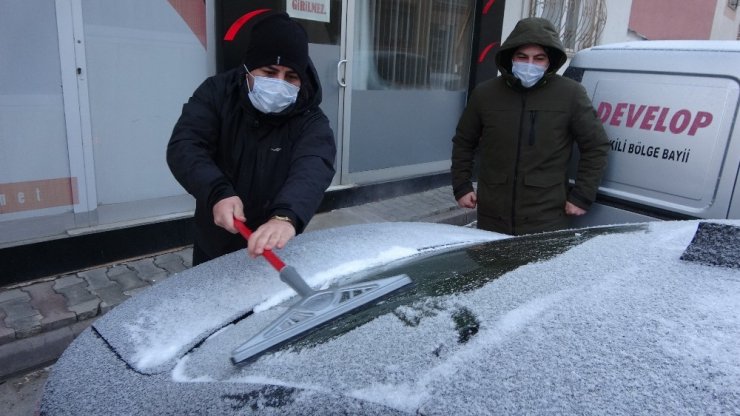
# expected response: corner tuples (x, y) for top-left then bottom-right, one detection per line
(171, 220), (740, 415)
(91, 222), (502, 374)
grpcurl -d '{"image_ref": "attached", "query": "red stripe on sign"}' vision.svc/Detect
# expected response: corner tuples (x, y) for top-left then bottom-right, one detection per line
(0, 178), (79, 214)
(224, 9), (271, 41)
(167, 0), (207, 49)
(478, 42), (498, 63)
(483, 0), (496, 14)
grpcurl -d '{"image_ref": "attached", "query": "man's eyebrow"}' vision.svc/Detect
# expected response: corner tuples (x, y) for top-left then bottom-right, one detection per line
(264, 65), (298, 74)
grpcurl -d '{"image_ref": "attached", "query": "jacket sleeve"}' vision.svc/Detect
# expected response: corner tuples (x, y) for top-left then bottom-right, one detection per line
(269, 110), (337, 233)
(167, 77), (237, 210)
(567, 83), (610, 210)
(451, 88), (483, 200)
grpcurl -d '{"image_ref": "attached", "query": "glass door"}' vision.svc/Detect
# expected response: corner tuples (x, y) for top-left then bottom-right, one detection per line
(340, 0), (476, 185)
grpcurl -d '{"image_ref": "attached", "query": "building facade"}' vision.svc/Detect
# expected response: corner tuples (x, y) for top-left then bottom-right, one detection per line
(1, 0), (738, 282)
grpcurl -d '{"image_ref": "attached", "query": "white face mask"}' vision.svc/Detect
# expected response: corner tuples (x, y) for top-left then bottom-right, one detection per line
(245, 66), (300, 114)
(511, 61), (547, 88)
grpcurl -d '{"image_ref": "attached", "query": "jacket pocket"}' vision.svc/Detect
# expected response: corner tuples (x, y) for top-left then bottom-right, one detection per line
(478, 173), (509, 218)
(521, 173), (566, 218)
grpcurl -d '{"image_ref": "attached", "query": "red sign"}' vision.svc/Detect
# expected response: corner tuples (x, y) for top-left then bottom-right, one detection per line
(0, 178), (78, 214)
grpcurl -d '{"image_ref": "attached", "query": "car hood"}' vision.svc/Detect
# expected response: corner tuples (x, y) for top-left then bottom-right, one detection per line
(91, 222), (503, 374)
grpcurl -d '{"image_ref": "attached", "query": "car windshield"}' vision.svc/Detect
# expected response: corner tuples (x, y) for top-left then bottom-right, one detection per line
(178, 223), (653, 382)
(255, 223), (649, 353)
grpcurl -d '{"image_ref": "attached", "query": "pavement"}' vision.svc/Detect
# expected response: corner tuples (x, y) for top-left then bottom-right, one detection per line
(0, 185), (475, 381)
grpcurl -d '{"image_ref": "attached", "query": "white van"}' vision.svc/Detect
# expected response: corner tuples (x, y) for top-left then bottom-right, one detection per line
(565, 41), (740, 226)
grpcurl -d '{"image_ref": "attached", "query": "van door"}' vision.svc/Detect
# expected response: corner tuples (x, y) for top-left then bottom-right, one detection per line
(577, 71), (739, 221)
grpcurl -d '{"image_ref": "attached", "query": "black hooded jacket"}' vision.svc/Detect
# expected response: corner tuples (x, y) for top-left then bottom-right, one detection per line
(167, 60), (336, 261)
(451, 17), (609, 235)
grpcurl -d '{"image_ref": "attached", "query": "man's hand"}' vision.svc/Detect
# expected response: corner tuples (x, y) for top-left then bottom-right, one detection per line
(565, 201), (587, 216)
(213, 196), (245, 233)
(247, 218), (296, 258)
(457, 192), (477, 209)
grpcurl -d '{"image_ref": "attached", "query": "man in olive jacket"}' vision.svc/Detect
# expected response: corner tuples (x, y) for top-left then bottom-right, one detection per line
(451, 17), (609, 235)
(167, 12), (336, 265)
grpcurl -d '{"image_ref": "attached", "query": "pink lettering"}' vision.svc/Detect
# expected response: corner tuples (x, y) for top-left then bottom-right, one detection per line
(609, 102), (627, 126)
(669, 109), (692, 134)
(654, 107), (670, 132)
(596, 101), (713, 137)
(688, 111), (713, 136)
(597, 102), (612, 123)
(639, 106), (660, 130)
(625, 104), (646, 128)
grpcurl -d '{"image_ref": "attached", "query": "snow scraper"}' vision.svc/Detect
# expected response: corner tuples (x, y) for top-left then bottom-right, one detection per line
(231, 217), (412, 364)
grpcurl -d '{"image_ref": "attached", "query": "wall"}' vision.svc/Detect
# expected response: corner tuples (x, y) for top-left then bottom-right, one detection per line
(629, 0), (717, 40)
(0, 0), (212, 248)
(711, 1), (740, 39)
(599, 0), (640, 43)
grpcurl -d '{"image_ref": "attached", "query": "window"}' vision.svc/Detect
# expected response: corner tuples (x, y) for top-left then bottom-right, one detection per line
(529, 0), (607, 54)
(354, 0), (475, 90)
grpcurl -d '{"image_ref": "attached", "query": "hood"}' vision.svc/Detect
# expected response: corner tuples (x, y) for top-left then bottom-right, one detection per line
(294, 56), (323, 113)
(48, 220), (740, 416)
(89, 222), (501, 375)
(495, 17), (567, 77)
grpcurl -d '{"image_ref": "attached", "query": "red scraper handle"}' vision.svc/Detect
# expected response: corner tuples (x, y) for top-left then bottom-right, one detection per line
(233, 217), (286, 271)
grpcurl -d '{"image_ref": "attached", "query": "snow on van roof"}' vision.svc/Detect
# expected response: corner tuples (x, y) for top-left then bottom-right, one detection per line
(571, 40), (740, 75)
(592, 40), (740, 53)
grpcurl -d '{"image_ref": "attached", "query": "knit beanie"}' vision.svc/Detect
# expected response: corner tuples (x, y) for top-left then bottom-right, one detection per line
(242, 12), (309, 80)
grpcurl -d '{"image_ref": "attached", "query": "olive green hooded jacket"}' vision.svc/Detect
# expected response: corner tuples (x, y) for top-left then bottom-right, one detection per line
(451, 17), (609, 235)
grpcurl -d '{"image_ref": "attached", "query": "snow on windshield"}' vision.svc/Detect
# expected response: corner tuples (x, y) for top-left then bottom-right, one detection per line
(175, 220), (740, 414)
(91, 222), (502, 373)
(252, 246), (418, 313)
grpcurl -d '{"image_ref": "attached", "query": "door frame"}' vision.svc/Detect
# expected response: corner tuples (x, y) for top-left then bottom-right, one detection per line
(56, 0), (97, 218)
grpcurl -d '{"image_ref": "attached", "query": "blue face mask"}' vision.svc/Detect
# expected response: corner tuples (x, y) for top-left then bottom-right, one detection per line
(245, 65), (300, 114)
(511, 61), (547, 88)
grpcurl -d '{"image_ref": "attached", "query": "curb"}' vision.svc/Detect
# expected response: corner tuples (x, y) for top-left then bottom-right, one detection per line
(0, 319), (95, 381)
